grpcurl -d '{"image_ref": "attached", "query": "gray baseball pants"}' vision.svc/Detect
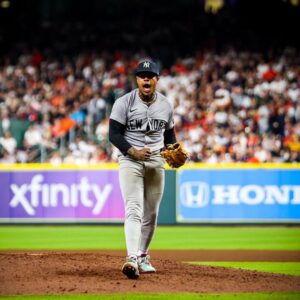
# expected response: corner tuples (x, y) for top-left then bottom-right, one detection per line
(118, 153), (165, 258)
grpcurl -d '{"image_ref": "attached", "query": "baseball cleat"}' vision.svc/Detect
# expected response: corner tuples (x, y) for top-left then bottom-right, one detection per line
(122, 257), (140, 279)
(138, 255), (156, 273)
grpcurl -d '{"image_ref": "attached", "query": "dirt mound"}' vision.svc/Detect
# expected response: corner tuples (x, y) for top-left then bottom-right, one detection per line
(1, 251), (300, 295)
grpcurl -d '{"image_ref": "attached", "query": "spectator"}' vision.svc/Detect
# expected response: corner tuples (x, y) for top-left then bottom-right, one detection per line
(0, 131), (17, 155)
(0, 47), (299, 163)
(23, 125), (43, 150)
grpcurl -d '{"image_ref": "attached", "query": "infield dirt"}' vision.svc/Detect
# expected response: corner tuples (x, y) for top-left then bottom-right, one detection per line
(1, 250), (300, 295)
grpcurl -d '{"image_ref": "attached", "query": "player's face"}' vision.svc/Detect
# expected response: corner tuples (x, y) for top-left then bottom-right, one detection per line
(136, 72), (158, 98)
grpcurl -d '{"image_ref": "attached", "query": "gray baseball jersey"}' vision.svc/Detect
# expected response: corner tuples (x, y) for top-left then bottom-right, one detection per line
(110, 88), (174, 153)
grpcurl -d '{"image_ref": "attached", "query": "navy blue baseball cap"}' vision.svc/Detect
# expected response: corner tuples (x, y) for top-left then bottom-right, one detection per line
(135, 59), (159, 76)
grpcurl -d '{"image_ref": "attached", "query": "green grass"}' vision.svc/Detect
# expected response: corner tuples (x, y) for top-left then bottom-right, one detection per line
(0, 294), (300, 300)
(153, 226), (300, 250)
(0, 226), (300, 250)
(1, 226), (300, 300)
(192, 262), (300, 276)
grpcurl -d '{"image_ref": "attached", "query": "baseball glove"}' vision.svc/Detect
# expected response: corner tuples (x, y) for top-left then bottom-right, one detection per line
(160, 143), (189, 168)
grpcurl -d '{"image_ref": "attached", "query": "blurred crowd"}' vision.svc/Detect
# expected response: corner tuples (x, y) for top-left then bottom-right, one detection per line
(0, 47), (300, 164)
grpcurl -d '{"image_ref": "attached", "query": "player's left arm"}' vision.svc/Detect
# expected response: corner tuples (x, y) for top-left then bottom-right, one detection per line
(163, 127), (176, 146)
(164, 102), (176, 146)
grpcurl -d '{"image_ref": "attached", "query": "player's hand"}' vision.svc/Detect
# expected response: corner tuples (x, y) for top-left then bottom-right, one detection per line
(128, 147), (151, 161)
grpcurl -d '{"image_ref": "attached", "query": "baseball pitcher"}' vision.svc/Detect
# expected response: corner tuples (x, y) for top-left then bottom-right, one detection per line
(109, 58), (188, 279)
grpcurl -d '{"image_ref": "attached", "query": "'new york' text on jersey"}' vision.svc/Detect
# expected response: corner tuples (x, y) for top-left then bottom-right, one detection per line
(110, 89), (174, 153)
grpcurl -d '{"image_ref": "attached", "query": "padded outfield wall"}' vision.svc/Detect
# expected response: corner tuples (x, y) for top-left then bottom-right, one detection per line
(0, 163), (299, 224)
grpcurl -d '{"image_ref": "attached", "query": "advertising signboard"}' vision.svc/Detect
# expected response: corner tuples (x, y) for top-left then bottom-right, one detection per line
(0, 168), (124, 222)
(178, 166), (300, 223)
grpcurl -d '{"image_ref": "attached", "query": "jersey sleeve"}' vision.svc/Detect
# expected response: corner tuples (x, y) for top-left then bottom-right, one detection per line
(110, 98), (127, 125)
(166, 101), (175, 130)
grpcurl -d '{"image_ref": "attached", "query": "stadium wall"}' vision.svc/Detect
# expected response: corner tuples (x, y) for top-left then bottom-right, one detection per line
(0, 164), (299, 224)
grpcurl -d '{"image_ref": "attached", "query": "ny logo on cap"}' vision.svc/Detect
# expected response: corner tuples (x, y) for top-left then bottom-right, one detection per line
(143, 62), (150, 68)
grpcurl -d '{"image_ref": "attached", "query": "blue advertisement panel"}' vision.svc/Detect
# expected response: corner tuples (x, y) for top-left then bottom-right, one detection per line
(177, 167), (300, 223)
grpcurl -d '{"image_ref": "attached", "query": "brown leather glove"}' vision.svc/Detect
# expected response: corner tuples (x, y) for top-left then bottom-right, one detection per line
(160, 143), (189, 168)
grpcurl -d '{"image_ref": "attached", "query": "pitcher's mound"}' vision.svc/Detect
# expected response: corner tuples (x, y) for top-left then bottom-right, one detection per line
(0, 251), (300, 295)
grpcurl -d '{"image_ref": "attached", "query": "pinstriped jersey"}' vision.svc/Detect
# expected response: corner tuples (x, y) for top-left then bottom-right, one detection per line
(110, 88), (174, 152)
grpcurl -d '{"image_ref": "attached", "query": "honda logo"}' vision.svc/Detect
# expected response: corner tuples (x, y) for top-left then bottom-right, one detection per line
(179, 181), (300, 207)
(180, 182), (210, 208)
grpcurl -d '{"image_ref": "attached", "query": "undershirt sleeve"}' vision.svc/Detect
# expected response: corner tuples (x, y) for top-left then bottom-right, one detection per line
(109, 119), (132, 155)
(164, 127), (177, 146)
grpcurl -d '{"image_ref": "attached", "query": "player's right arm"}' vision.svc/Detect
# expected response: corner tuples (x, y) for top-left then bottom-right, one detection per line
(109, 119), (151, 160)
(109, 97), (151, 160)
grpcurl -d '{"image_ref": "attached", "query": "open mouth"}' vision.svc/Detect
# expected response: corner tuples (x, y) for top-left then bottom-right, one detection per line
(142, 83), (151, 93)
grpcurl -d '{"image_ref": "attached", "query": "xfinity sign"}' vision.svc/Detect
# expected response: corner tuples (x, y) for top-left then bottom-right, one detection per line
(9, 174), (113, 216)
(0, 169), (125, 222)
(178, 168), (300, 222)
